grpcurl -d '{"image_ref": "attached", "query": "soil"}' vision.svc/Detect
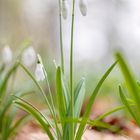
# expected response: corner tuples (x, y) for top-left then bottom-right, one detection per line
(15, 97), (140, 140)
(15, 121), (140, 140)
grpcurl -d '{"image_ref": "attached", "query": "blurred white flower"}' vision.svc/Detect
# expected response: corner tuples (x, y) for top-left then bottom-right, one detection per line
(61, 0), (68, 20)
(35, 63), (45, 81)
(79, 0), (87, 16)
(22, 47), (36, 67)
(2, 45), (13, 65)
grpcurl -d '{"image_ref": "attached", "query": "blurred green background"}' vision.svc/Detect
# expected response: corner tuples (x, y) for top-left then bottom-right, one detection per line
(1, 0), (140, 114)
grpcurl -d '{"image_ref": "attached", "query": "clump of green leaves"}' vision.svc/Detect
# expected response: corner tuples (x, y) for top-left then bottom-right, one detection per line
(13, 1), (119, 140)
(0, 41), (34, 140)
(0, 62), (29, 140)
(14, 56), (117, 140)
(116, 52), (140, 127)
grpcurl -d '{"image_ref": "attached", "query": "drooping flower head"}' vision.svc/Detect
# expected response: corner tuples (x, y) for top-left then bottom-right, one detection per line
(1, 45), (13, 65)
(61, 0), (68, 20)
(35, 60), (45, 81)
(22, 46), (36, 67)
(79, 0), (87, 16)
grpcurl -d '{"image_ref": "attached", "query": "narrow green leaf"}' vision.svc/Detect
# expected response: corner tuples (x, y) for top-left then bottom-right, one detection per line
(0, 90), (34, 122)
(14, 100), (55, 140)
(9, 115), (29, 137)
(119, 86), (140, 126)
(116, 52), (140, 121)
(59, 104), (128, 127)
(19, 62), (54, 118)
(0, 64), (5, 74)
(74, 78), (85, 118)
(61, 75), (70, 110)
(63, 78), (85, 139)
(37, 54), (61, 140)
(89, 121), (120, 133)
(75, 61), (118, 140)
(0, 63), (19, 99)
(56, 66), (66, 120)
(1, 116), (11, 140)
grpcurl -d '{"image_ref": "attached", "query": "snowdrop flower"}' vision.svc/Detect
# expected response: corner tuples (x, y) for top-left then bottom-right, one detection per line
(61, 0), (68, 20)
(1, 45), (13, 65)
(22, 47), (36, 67)
(79, 0), (87, 16)
(35, 62), (45, 81)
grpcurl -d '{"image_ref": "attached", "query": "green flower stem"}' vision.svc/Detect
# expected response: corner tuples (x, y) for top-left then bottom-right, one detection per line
(19, 63), (60, 138)
(37, 55), (60, 135)
(59, 0), (65, 74)
(43, 68), (61, 140)
(70, 0), (76, 139)
(19, 63), (55, 121)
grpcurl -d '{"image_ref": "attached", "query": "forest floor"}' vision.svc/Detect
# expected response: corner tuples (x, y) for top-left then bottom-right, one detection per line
(15, 97), (140, 140)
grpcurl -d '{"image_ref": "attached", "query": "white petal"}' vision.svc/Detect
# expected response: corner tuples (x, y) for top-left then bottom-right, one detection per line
(61, 0), (68, 20)
(2, 45), (13, 64)
(35, 63), (45, 81)
(22, 47), (36, 67)
(79, 0), (87, 16)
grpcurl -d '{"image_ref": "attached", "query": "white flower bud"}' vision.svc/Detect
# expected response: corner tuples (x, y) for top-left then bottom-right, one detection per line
(79, 0), (87, 16)
(1, 45), (13, 65)
(61, 0), (68, 20)
(22, 47), (36, 67)
(35, 63), (45, 81)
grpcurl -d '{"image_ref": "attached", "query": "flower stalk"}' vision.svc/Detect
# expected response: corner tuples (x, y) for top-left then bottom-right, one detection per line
(79, 0), (87, 16)
(59, 0), (65, 74)
(61, 0), (68, 20)
(70, 0), (76, 139)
